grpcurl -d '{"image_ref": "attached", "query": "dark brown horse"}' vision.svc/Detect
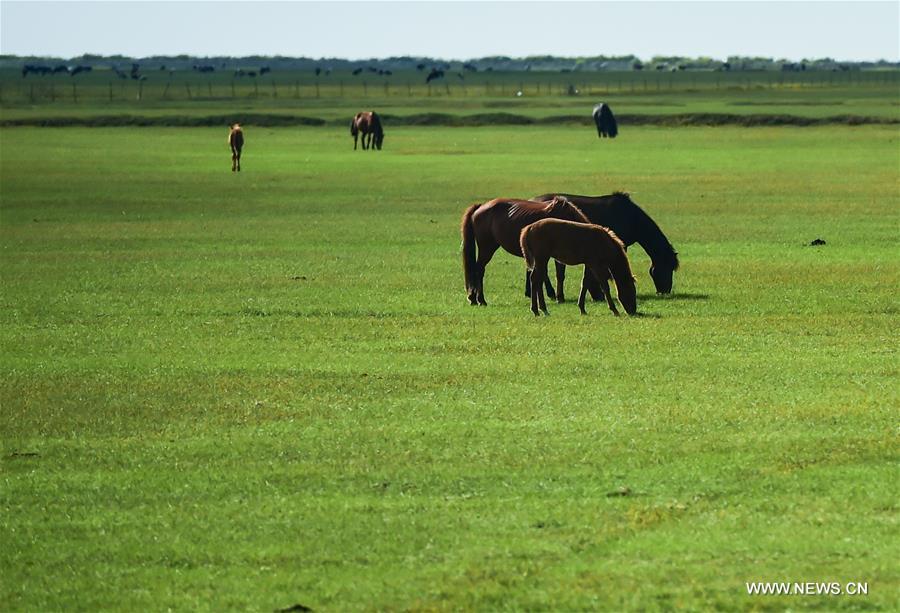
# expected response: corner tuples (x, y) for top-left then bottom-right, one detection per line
(461, 197), (590, 306)
(532, 192), (678, 298)
(228, 123), (244, 171)
(521, 219), (637, 317)
(351, 111), (384, 150)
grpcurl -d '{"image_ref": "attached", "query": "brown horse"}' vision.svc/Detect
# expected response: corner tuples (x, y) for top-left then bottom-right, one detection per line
(351, 111), (384, 150)
(228, 123), (244, 171)
(461, 197), (590, 306)
(520, 219), (637, 317)
(533, 192), (678, 298)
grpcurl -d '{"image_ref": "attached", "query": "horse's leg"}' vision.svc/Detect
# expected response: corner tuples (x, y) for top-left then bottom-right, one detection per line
(231, 148), (236, 172)
(474, 241), (499, 306)
(532, 258), (548, 315)
(538, 278), (548, 315)
(236, 150), (241, 172)
(524, 269), (531, 298)
(543, 260), (557, 301)
(578, 267), (591, 315)
(584, 272), (604, 301)
(354, 133), (358, 150)
(589, 264), (619, 316)
(554, 260), (566, 303)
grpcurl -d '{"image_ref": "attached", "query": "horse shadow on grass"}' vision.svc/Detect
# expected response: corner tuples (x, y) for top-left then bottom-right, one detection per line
(636, 292), (710, 302)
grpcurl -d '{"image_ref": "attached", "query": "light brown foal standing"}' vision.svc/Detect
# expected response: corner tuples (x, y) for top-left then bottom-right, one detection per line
(228, 123), (244, 171)
(520, 219), (638, 317)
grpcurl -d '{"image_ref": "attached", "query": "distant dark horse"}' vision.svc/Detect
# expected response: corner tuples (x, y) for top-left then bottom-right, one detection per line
(228, 124), (244, 172)
(532, 192), (678, 298)
(461, 197), (590, 306)
(351, 111), (384, 150)
(592, 103), (618, 138)
(521, 219), (637, 316)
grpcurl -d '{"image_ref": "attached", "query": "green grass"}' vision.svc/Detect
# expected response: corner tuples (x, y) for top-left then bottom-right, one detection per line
(1, 124), (898, 611)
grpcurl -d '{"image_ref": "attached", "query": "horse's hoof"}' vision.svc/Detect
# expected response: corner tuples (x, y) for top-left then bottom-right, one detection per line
(478, 300), (487, 306)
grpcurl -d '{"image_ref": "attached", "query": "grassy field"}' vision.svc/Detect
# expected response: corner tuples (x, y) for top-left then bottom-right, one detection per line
(1, 121), (898, 611)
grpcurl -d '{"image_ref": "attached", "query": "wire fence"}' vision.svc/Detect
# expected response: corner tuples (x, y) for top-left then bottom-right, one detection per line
(2, 70), (898, 105)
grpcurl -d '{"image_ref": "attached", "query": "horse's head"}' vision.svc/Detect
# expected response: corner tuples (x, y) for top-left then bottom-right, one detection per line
(373, 131), (384, 150)
(649, 264), (674, 294)
(616, 274), (638, 315)
(609, 240), (638, 315)
(649, 252), (678, 294)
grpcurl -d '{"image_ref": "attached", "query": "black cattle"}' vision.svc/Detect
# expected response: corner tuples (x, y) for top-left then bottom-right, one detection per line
(425, 68), (445, 83)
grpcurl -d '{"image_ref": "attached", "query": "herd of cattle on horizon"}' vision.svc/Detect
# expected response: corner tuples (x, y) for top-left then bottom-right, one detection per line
(227, 101), (679, 316)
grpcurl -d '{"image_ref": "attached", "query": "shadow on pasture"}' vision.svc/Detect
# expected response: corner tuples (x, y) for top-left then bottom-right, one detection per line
(637, 292), (710, 301)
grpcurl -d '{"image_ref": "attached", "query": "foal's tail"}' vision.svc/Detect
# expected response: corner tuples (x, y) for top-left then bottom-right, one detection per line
(520, 225), (535, 272)
(460, 202), (481, 292)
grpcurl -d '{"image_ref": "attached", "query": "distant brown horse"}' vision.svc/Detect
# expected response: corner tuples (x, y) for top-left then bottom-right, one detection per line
(228, 123), (244, 171)
(351, 111), (384, 150)
(461, 197), (590, 306)
(520, 219), (637, 317)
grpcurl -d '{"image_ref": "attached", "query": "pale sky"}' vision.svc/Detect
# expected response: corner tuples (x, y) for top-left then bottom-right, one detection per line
(1, 1), (897, 62)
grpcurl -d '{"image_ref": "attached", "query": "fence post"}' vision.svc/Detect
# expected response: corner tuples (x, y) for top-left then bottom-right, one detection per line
(271, 80), (277, 98)
(72, 82), (77, 102)
(110, 82), (115, 101)
(186, 83), (192, 99)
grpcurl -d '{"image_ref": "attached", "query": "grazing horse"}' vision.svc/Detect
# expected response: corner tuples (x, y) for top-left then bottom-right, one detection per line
(461, 197), (590, 306)
(532, 192), (679, 298)
(228, 123), (244, 172)
(521, 219), (637, 317)
(592, 103), (618, 138)
(351, 111), (385, 150)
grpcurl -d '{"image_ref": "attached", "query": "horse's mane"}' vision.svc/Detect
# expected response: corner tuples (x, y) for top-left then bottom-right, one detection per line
(603, 226), (637, 281)
(544, 196), (590, 224)
(615, 192), (679, 271)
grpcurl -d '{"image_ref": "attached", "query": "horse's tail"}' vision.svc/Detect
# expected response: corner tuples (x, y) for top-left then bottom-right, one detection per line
(349, 116), (358, 137)
(520, 225), (535, 272)
(461, 202), (481, 292)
